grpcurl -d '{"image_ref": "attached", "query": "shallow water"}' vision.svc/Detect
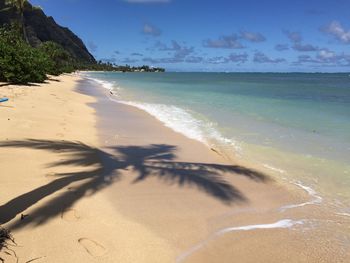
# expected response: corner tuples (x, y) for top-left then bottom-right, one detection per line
(83, 72), (350, 213)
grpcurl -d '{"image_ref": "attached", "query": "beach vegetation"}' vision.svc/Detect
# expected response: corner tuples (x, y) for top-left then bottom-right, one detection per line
(75, 61), (165, 73)
(0, 24), (165, 84)
(0, 25), (51, 84)
(0, 24), (164, 84)
(38, 41), (75, 75)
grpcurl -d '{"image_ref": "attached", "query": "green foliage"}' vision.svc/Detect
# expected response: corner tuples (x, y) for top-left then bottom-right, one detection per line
(0, 23), (165, 85)
(76, 61), (165, 73)
(0, 25), (51, 84)
(5, 0), (26, 10)
(4, 0), (29, 43)
(38, 41), (75, 75)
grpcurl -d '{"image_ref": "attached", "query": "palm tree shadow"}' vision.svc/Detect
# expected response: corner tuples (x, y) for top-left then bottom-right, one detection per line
(0, 139), (270, 230)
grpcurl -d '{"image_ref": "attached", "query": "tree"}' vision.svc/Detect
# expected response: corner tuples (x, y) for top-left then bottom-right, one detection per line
(0, 25), (51, 84)
(38, 41), (75, 75)
(3, 0), (29, 43)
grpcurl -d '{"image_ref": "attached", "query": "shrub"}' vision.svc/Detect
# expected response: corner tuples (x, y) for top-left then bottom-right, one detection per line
(0, 25), (52, 84)
(38, 41), (75, 75)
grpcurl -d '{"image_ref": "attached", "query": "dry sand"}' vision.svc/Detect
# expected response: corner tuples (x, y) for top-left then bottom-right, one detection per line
(0, 75), (348, 262)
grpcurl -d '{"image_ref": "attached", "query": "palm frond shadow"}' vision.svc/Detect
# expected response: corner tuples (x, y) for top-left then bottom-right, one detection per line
(0, 139), (269, 230)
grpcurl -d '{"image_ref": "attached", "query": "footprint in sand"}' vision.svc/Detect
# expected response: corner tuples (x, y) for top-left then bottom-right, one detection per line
(78, 238), (106, 257)
(61, 208), (80, 222)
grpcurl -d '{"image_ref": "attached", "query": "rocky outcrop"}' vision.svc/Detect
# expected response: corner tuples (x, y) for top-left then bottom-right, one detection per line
(0, 0), (96, 63)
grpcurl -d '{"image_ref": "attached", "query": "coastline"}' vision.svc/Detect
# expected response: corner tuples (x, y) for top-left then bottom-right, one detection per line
(0, 74), (349, 262)
(83, 72), (350, 211)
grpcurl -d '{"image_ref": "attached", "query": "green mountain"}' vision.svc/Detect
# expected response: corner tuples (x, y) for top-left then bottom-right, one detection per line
(0, 0), (96, 64)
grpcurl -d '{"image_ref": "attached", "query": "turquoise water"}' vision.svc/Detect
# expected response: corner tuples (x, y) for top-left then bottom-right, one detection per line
(84, 72), (350, 210)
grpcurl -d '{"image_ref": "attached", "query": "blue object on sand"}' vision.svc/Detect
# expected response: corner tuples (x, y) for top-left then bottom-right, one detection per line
(0, 98), (9, 103)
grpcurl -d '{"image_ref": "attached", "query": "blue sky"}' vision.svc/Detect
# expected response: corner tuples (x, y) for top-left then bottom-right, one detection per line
(31, 0), (350, 72)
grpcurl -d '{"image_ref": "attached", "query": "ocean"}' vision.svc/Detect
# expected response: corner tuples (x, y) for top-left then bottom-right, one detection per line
(83, 72), (350, 215)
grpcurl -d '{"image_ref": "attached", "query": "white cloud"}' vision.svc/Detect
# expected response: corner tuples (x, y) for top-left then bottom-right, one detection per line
(143, 23), (161, 36)
(203, 34), (244, 49)
(284, 31), (302, 43)
(143, 40), (195, 64)
(318, 49), (336, 60)
(322, 21), (350, 44)
(295, 49), (350, 66)
(240, 31), (266, 42)
(283, 30), (318, 52)
(253, 52), (285, 64)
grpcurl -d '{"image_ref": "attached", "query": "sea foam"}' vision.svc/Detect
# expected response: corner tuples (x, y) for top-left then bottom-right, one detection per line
(176, 219), (304, 262)
(120, 100), (242, 154)
(85, 76), (242, 154)
(87, 77), (115, 90)
(279, 181), (322, 212)
(262, 163), (286, 174)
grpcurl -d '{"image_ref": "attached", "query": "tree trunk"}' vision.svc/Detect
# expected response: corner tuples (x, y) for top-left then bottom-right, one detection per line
(19, 11), (29, 44)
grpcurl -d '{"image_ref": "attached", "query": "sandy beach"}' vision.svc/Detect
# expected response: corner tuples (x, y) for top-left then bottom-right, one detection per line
(0, 75), (349, 262)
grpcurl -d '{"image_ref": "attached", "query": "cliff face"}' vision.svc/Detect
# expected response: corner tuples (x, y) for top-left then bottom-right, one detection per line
(0, 0), (96, 64)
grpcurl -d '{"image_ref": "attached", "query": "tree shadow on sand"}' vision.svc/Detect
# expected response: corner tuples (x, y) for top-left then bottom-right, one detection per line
(0, 139), (270, 230)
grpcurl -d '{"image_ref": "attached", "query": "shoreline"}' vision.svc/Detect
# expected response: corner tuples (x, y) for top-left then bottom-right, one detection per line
(81, 74), (333, 206)
(82, 72), (350, 213)
(78, 76), (350, 262)
(0, 74), (349, 262)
